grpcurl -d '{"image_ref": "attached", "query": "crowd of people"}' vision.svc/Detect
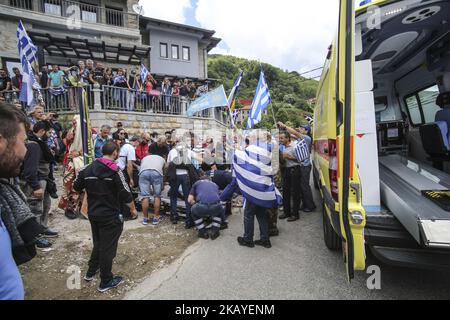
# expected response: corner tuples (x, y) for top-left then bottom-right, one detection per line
(0, 100), (315, 298)
(0, 60), (209, 113)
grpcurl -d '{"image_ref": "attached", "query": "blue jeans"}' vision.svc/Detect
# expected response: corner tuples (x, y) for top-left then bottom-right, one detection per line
(191, 203), (223, 231)
(244, 201), (269, 242)
(139, 170), (163, 198)
(170, 174), (192, 224)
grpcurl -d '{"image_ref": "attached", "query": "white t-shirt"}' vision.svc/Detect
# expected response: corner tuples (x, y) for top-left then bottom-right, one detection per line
(168, 147), (193, 176)
(118, 144), (136, 171)
(140, 155), (166, 176)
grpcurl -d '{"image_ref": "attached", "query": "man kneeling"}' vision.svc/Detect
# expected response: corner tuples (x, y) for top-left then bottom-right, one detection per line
(188, 173), (224, 240)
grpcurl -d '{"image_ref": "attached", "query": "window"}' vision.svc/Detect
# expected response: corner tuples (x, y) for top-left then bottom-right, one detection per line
(182, 46), (190, 61)
(160, 43), (168, 58)
(44, 0), (62, 16)
(419, 85), (440, 124)
(171, 45), (179, 59)
(405, 85), (441, 126)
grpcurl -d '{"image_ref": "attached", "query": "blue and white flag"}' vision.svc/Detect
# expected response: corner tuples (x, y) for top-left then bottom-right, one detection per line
(305, 115), (314, 125)
(247, 70), (271, 129)
(140, 63), (149, 83)
(294, 138), (310, 163)
(233, 141), (282, 209)
(187, 85), (228, 117)
(17, 21), (38, 106)
(17, 21), (38, 65)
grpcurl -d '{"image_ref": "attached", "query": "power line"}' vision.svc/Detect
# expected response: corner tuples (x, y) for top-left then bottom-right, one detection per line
(298, 67), (323, 76)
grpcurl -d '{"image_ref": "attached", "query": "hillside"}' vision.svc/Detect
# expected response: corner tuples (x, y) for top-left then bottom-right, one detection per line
(208, 54), (319, 128)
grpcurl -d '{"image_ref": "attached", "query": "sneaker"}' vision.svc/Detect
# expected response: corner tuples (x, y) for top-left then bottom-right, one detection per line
(97, 276), (123, 293)
(255, 240), (272, 249)
(49, 192), (59, 200)
(84, 269), (100, 282)
(152, 217), (162, 226)
(287, 216), (299, 222)
(185, 222), (195, 230)
(43, 230), (59, 238)
(269, 229), (280, 237)
(210, 230), (220, 241)
(142, 218), (149, 226)
(198, 230), (209, 240)
(35, 238), (52, 251)
(237, 237), (255, 248)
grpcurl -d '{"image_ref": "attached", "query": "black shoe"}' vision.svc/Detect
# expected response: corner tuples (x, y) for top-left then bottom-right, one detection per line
(287, 216), (299, 222)
(269, 229), (279, 237)
(210, 230), (220, 241)
(35, 238), (52, 250)
(84, 269), (100, 282)
(171, 218), (179, 225)
(97, 276), (123, 293)
(198, 230), (209, 239)
(220, 223), (229, 230)
(65, 209), (78, 220)
(43, 230), (59, 238)
(237, 237), (255, 248)
(279, 214), (290, 220)
(255, 240), (272, 249)
(185, 222), (195, 230)
(302, 207), (316, 213)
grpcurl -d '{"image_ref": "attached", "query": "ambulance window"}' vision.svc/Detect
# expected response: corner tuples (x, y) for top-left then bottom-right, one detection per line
(405, 96), (422, 126)
(418, 85), (440, 124)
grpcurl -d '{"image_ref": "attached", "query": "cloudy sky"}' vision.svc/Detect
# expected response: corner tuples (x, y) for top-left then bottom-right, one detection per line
(139, 0), (348, 77)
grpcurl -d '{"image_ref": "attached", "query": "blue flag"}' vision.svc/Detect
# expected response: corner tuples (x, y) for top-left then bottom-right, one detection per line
(187, 85), (229, 117)
(247, 70), (271, 129)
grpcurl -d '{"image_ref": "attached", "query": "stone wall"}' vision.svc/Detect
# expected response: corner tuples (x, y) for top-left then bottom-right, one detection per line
(57, 110), (228, 137)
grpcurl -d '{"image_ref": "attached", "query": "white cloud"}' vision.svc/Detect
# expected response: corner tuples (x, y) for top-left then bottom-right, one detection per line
(196, 0), (339, 73)
(139, 0), (192, 24)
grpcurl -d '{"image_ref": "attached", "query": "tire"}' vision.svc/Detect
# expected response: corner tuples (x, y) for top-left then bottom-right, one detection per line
(323, 203), (341, 251)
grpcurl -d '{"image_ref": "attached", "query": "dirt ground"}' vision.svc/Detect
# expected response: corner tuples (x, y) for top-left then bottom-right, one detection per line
(19, 172), (198, 300)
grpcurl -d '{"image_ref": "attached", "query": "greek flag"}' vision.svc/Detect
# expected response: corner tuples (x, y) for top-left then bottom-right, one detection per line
(305, 115), (314, 125)
(247, 71), (271, 129)
(233, 141), (282, 209)
(140, 63), (149, 83)
(295, 138), (310, 163)
(17, 21), (37, 65)
(17, 21), (38, 106)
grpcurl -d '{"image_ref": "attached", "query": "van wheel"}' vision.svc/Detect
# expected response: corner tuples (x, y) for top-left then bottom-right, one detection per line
(323, 203), (341, 251)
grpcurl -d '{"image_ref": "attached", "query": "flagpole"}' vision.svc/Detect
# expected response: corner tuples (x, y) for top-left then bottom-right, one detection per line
(269, 100), (277, 127)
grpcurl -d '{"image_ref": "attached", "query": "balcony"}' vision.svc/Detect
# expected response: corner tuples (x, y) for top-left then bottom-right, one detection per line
(2, 0), (140, 39)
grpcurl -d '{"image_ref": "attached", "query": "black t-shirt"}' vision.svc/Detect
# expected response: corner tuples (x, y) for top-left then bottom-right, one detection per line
(180, 85), (190, 97)
(0, 76), (11, 91)
(93, 68), (105, 85)
(128, 76), (138, 90)
(149, 142), (169, 159)
(39, 72), (49, 89)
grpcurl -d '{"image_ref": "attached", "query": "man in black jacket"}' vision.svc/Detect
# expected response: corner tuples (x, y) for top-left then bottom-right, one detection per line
(74, 141), (137, 293)
(20, 121), (58, 250)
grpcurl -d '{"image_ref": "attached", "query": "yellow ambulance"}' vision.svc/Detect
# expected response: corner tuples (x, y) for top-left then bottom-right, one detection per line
(313, 0), (450, 280)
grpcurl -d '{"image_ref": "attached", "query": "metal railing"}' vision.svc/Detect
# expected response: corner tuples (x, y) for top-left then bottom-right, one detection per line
(1, 85), (226, 123)
(8, 0), (136, 28)
(102, 86), (189, 115)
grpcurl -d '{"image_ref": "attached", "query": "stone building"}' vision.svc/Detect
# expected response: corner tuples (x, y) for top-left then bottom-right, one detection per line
(0, 0), (149, 72)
